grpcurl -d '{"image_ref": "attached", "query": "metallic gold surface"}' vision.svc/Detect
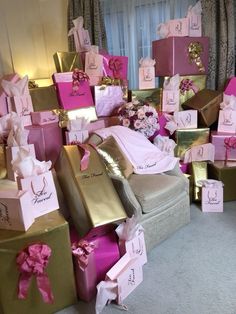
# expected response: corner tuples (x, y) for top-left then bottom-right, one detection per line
(188, 42), (205, 73)
(191, 161), (208, 201)
(0, 145), (7, 179)
(53, 52), (83, 73)
(129, 88), (162, 111)
(30, 85), (59, 111)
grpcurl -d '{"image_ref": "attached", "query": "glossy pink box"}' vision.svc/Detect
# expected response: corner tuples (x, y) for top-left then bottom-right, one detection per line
(211, 131), (236, 161)
(224, 77), (236, 96)
(31, 110), (59, 125)
(152, 36), (209, 76)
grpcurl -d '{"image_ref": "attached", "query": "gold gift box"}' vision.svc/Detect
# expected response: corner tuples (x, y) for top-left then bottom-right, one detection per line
(159, 75), (207, 109)
(30, 85), (59, 111)
(55, 145), (127, 236)
(0, 144), (7, 179)
(53, 51), (83, 73)
(184, 174), (193, 203)
(0, 210), (77, 314)
(129, 88), (162, 111)
(190, 161), (208, 202)
(182, 89), (223, 127)
(174, 128), (210, 160)
(208, 161), (236, 201)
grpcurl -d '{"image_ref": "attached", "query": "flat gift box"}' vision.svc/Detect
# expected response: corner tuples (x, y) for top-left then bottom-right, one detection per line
(25, 123), (63, 166)
(152, 37), (209, 76)
(129, 88), (162, 111)
(208, 161), (236, 202)
(211, 131), (236, 161)
(174, 127), (210, 160)
(0, 210), (77, 314)
(29, 85), (59, 112)
(182, 89), (223, 127)
(190, 161), (208, 202)
(53, 51), (83, 73)
(55, 145), (127, 236)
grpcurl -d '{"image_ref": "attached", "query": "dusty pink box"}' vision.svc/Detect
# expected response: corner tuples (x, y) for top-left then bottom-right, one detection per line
(224, 77), (236, 96)
(211, 131), (236, 161)
(25, 123), (63, 166)
(65, 130), (89, 144)
(201, 184), (223, 212)
(31, 110), (59, 125)
(17, 170), (59, 218)
(152, 37), (209, 76)
(102, 55), (128, 80)
(0, 189), (35, 231)
(0, 73), (20, 116)
(6, 144), (36, 181)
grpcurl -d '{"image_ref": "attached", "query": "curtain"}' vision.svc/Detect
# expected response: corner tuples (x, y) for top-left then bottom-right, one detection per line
(202, 0), (235, 90)
(101, 0), (196, 89)
(67, 0), (107, 52)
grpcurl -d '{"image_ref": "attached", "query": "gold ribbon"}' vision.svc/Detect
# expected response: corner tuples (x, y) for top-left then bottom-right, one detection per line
(52, 109), (68, 128)
(99, 76), (123, 88)
(188, 42), (205, 73)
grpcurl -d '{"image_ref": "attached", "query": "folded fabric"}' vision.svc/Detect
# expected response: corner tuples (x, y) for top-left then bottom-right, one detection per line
(94, 126), (178, 175)
(7, 123), (29, 147)
(153, 134), (176, 156)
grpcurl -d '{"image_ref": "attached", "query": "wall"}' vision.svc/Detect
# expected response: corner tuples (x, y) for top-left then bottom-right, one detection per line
(0, 0), (68, 79)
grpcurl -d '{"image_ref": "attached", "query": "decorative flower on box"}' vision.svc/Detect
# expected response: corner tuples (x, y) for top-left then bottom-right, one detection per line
(72, 68), (89, 95)
(118, 100), (159, 138)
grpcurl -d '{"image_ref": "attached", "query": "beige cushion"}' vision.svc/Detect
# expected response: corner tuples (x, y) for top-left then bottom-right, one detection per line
(97, 136), (133, 179)
(128, 173), (186, 214)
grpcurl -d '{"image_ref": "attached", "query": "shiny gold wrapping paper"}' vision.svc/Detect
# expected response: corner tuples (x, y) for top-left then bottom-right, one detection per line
(0, 210), (77, 314)
(30, 85), (59, 111)
(208, 161), (236, 201)
(182, 89), (223, 127)
(53, 52), (83, 73)
(184, 174), (193, 204)
(129, 88), (162, 111)
(190, 161), (208, 202)
(55, 145), (127, 237)
(174, 128), (210, 160)
(0, 144), (7, 179)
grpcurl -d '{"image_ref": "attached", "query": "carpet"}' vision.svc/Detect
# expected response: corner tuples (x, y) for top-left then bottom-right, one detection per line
(57, 202), (236, 314)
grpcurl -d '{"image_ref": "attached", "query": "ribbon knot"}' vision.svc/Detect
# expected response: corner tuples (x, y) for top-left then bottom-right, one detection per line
(188, 42), (205, 73)
(108, 58), (123, 79)
(72, 68), (89, 95)
(16, 243), (54, 304)
(72, 240), (95, 271)
(179, 79), (199, 95)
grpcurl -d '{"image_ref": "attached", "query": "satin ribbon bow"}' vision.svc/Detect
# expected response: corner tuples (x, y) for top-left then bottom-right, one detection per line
(224, 136), (236, 162)
(188, 42), (205, 73)
(72, 68), (89, 95)
(72, 240), (95, 271)
(179, 79), (199, 95)
(108, 58), (123, 79)
(16, 243), (54, 304)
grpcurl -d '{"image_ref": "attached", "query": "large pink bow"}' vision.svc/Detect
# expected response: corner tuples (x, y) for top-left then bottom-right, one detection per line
(16, 243), (54, 304)
(108, 58), (123, 79)
(224, 136), (236, 162)
(179, 79), (199, 95)
(72, 68), (89, 96)
(72, 240), (95, 271)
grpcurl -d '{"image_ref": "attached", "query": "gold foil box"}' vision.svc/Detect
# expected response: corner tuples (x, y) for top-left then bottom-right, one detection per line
(129, 88), (162, 111)
(29, 85), (59, 111)
(53, 51), (83, 73)
(190, 161), (208, 202)
(174, 128), (210, 159)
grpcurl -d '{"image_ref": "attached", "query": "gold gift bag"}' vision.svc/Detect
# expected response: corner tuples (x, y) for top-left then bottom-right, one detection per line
(190, 161), (208, 202)
(55, 144), (127, 236)
(53, 52), (83, 73)
(0, 144), (7, 179)
(129, 88), (162, 111)
(30, 85), (59, 111)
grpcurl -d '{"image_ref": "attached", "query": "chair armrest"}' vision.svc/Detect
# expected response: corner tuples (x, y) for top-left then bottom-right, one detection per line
(165, 162), (189, 193)
(109, 174), (142, 218)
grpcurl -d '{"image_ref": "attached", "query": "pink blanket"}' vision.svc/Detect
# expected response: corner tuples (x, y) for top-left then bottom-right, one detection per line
(95, 126), (178, 175)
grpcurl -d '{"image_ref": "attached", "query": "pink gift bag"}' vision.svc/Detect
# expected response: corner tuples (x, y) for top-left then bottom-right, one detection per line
(85, 50), (103, 86)
(102, 55), (128, 80)
(31, 110), (59, 125)
(0, 73), (20, 116)
(167, 18), (189, 37)
(217, 110), (236, 133)
(162, 90), (180, 112)
(65, 130), (89, 144)
(17, 170), (59, 218)
(0, 189), (35, 231)
(201, 180), (224, 212)
(7, 95), (33, 126)
(138, 67), (155, 90)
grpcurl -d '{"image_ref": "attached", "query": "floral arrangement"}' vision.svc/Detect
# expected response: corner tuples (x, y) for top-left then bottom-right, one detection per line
(118, 100), (159, 138)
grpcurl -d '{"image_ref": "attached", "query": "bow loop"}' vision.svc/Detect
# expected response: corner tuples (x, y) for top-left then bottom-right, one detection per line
(72, 240), (95, 271)
(72, 68), (89, 96)
(179, 79), (199, 95)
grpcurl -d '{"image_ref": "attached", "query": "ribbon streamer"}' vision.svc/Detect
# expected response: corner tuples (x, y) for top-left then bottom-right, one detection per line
(72, 240), (95, 271)
(16, 243), (54, 304)
(188, 42), (205, 73)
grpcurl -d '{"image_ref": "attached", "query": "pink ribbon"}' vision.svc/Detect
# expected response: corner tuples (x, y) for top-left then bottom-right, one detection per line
(179, 79), (199, 95)
(72, 68), (89, 96)
(16, 243), (54, 304)
(74, 143), (91, 171)
(72, 240), (95, 271)
(108, 58), (123, 79)
(224, 136), (236, 162)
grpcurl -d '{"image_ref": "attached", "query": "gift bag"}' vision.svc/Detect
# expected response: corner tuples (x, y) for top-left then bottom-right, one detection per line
(199, 179), (223, 212)
(138, 57), (155, 90)
(157, 18), (189, 38)
(186, 1), (202, 37)
(184, 143), (215, 163)
(217, 110), (236, 133)
(68, 16), (91, 52)
(162, 74), (180, 112)
(85, 46), (104, 86)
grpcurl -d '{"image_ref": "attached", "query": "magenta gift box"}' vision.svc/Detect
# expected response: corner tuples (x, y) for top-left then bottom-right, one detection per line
(211, 131), (236, 161)
(152, 36), (209, 76)
(25, 122), (63, 165)
(224, 77), (236, 96)
(102, 54), (128, 80)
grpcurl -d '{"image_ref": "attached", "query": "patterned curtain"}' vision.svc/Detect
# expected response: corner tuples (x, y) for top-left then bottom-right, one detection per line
(67, 0), (107, 52)
(201, 0), (235, 90)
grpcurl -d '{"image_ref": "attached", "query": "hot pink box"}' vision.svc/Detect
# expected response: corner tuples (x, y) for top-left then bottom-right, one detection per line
(201, 185), (223, 212)
(0, 189), (35, 231)
(31, 110), (59, 125)
(152, 37), (209, 76)
(224, 77), (236, 96)
(0, 73), (20, 116)
(25, 122), (63, 166)
(211, 131), (236, 161)
(102, 55), (128, 80)
(17, 170), (59, 218)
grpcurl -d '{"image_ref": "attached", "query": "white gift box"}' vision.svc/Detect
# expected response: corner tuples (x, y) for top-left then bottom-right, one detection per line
(174, 110), (198, 129)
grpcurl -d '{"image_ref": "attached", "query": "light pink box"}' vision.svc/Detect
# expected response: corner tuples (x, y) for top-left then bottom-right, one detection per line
(86, 119), (106, 133)
(183, 143), (215, 163)
(52, 72), (73, 83)
(139, 67), (155, 90)
(17, 170), (59, 218)
(174, 110), (198, 129)
(0, 73), (20, 116)
(211, 131), (236, 161)
(65, 130), (89, 144)
(167, 18), (189, 37)
(31, 110), (59, 125)
(152, 37), (209, 76)
(6, 144), (36, 181)
(102, 55), (128, 80)
(217, 110), (236, 133)
(162, 90), (180, 112)
(201, 184), (223, 212)
(0, 189), (35, 231)
(224, 77), (236, 97)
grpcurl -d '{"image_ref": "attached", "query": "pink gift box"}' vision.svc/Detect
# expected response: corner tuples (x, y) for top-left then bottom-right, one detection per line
(217, 110), (236, 134)
(6, 144), (36, 181)
(0, 189), (35, 231)
(0, 73), (20, 116)
(162, 90), (180, 113)
(167, 18), (189, 37)
(152, 37), (209, 76)
(102, 55), (128, 80)
(201, 184), (224, 212)
(211, 131), (236, 161)
(65, 130), (89, 144)
(25, 123), (63, 166)
(224, 77), (236, 96)
(138, 67), (155, 90)
(31, 110), (59, 125)
(17, 170), (59, 218)
(158, 112), (170, 137)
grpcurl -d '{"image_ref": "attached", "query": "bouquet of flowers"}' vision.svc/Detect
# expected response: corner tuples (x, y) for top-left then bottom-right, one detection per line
(118, 100), (159, 138)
